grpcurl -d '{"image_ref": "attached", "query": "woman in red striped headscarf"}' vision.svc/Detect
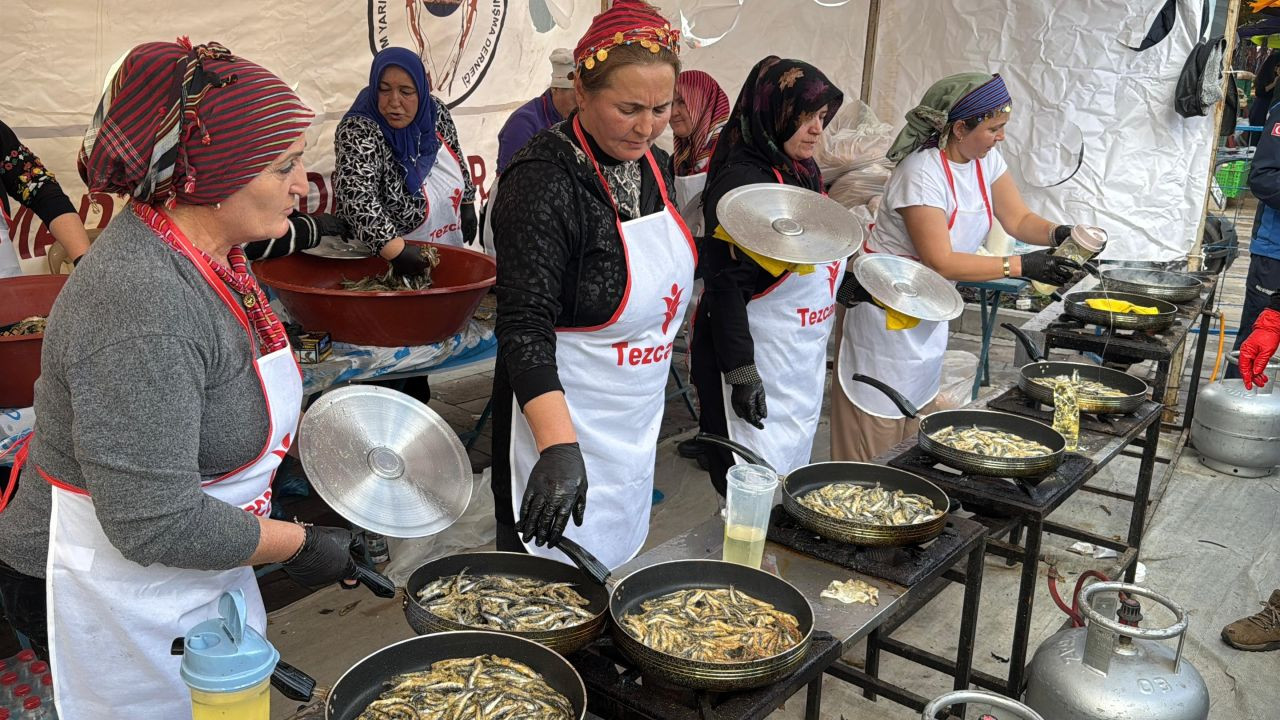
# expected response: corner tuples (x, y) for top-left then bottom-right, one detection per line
(0, 39), (374, 717)
(670, 69), (730, 236)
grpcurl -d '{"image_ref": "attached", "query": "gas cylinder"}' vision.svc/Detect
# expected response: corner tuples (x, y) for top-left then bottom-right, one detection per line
(1024, 582), (1209, 720)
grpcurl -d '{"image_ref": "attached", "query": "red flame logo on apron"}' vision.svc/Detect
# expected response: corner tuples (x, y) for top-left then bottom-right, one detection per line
(662, 284), (683, 335)
(826, 263), (840, 297)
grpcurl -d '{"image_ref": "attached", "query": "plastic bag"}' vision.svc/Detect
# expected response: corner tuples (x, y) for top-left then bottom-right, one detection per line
(382, 467), (498, 585)
(816, 99), (895, 181)
(936, 350), (979, 409)
(827, 163), (892, 210)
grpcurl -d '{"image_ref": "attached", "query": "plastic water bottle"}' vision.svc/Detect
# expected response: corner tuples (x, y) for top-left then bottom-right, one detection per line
(18, 664), (44, 689)
(9, 686), (30, 710)
(19, 696), (54, 719)
(0, 673), (18, 707)
(34, 676), (51, 707)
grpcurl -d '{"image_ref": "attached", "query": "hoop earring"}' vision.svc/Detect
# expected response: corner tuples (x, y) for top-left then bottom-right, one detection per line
(214, 203), (222, 210)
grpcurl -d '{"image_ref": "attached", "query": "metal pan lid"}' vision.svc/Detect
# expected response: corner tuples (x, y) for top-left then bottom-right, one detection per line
(301, 235), (373, 260)
(716, 183), (862, 264)
(852, 254), (964, 322)
(299, 385), (472, 538)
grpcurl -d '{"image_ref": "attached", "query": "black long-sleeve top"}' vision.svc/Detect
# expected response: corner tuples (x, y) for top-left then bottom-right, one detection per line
(694, 160), (798, 375)
(492, 118), (674, 405)
(0, 120), (77, 224)
(1246, 103), (1280, 312)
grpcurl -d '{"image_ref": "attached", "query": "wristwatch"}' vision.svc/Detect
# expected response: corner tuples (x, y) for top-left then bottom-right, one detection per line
(1002, 256), (1011, 278)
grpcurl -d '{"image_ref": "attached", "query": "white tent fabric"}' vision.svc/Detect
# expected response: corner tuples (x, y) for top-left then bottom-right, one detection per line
(1, 0), (1217, 271)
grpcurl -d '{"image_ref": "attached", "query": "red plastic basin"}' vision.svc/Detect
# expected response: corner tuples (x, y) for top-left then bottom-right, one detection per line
(0, 274), (68, 408)
(253, 242), (496, 347)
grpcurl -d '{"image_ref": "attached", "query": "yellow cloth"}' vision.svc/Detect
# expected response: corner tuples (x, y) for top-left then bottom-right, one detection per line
(712, 225), (814, 277)
(1085, 298), (1159, 315)
(874, 297), (920, 330)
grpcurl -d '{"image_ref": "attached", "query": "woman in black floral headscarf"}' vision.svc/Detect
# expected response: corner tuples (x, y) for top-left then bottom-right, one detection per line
(690, 56), (844, 497)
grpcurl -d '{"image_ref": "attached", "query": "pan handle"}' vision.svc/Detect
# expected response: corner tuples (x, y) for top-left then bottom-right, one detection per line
(554, 536), (612, 587)
(348, 563), (398, 599)
(271, 659), (316, 702)
(1001, 322), (1045, 362)
(848, 374), (919, 418)
(693, 433), (777, 472)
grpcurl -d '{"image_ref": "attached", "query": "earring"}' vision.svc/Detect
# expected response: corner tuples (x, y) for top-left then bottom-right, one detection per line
(213, 203), (221, 210)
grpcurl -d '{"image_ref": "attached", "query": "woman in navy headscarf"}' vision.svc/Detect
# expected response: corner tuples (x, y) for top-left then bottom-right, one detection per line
(335, 46), (478, 273)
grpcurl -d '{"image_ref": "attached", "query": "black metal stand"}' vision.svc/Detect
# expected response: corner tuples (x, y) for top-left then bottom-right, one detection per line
(883, 396), (1161, 696)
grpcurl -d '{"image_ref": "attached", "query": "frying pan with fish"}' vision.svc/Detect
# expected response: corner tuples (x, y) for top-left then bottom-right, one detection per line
(1003, 323), (1149, 415)
(849, 374), (1066, 479)
(694, 433), (949, 547)
(402, 545), (610, 655)
(536, 541), (815, 691)
(326, 631), (587, 720)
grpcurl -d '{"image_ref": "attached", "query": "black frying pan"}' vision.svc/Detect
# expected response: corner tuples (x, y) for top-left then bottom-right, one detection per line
(695, 433), (948, 547)
(1063, 290), (1179, 332)
(325, 631), (587, 720)
(850, 374), (1066, 480)
(1002, 323), (1149, 415)
(402, 546), (610, 655)
(607, 559), (814, 692)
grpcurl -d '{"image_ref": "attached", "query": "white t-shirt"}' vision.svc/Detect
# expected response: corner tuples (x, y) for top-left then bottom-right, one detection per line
(868, 146), (1008, 256)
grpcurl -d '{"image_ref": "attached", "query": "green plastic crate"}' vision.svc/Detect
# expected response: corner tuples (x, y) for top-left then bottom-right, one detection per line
(1216, 160), (1250, 199)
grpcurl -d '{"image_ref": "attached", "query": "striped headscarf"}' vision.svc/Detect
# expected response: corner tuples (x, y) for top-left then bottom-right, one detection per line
(672, 70), (730, 176)
(79, 38), (313, 207)
(886, 73), (1012, 162)
(573, 0), (679, 71)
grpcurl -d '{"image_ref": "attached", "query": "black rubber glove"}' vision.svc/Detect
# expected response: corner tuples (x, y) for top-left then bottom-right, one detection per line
(311, 213), (350, 239)
(389, 243), (431, 276)
(1018, 250), (1081, 286)
(1051, 224), (1073, 248)
(835, 271), (873, 308)
(516, 442), (587, 547)
(730, 382), (768, 430)
(281, 525), (357, 589)
(460, 202), (478, 246)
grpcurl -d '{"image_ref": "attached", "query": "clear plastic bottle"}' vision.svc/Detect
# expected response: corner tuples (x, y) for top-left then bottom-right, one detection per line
(20, 697), (54, 719)
(1052, 376), (1080, 452)
(34, 676), (51, 707)
(18, 664), (44, 690)
(9, 686), (30, 710)
(0, 672), (18, 707)
(1030, 225), (1108, 296)
(364, 531), (390, 565)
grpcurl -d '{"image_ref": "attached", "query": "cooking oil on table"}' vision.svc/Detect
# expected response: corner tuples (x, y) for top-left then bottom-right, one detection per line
(723, 523), (767, 568)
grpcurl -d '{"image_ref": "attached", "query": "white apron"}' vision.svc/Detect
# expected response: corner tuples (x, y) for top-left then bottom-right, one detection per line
(674, 170), (708, 239)
(838, 154), (992, 417)
(31, 223), (303, 718)
(717, 168), (845, 475)
(509, 117), (696, 570)
(404, 132), (468, 247)
(0, 203), (23, 278)
(479, 176), (500, 259)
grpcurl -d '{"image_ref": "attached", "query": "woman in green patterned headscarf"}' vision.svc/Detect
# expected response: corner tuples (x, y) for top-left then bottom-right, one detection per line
(830, 72), (1086, 463)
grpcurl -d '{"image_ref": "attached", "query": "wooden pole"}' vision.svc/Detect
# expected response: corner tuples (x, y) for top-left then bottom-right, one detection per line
(1166, 0), (1242, 422)
(861, 0), (881, 102)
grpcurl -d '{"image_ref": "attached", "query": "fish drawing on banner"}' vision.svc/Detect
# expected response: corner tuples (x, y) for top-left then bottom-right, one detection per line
(368, 0), (508, 107)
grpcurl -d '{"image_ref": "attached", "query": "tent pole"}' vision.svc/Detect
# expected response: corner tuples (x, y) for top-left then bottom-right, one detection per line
(1169, 0), (1241, 422)
(860, 0), (881, 102)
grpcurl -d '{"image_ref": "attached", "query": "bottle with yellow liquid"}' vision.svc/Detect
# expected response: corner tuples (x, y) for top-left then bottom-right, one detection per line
(179, 590), (279, 720)
(1030, 225), (1108, 296)
(1052, 374), (1080, 452)
(723, 464), (778, 569)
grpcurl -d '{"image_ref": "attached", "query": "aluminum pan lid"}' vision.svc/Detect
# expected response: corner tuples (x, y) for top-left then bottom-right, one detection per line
(299, 385), (471, 538)
(301, 235), (373, 260)
(852, 254), (964, 322)
(716, 183), (862, 264)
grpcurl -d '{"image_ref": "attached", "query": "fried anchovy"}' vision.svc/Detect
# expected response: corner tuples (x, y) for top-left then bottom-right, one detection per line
(0, 316), (47, 337)
(356, 654), (574, 720)
(341, 246), (440, 291)
(929, 425), (1052, 458)
(416, 569), (594, 633)
(798, 482), (941, 526)
(620, 587), (803, 663)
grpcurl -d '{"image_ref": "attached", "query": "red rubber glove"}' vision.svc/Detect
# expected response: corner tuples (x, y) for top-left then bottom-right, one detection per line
(1240, 308), (1280, 390)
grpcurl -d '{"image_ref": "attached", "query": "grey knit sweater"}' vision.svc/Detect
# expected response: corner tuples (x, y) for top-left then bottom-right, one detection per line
(0, 210), (269, 578)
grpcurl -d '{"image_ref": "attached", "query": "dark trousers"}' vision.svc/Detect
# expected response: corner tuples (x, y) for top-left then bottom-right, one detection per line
(1226, 254), (1280, 379)
(689, 324), (733, 498)
(0, 561), (47, 658)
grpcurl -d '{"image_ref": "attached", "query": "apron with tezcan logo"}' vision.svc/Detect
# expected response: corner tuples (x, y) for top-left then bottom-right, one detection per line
(404, 132), (468, 247)
(509, 116), (696, 570)
(9, 207), (304, 717)
(839, 153), (991, 417)
(0, 202), (23, 278)
(674, 170), (709, 239)
(719, 168), (845, 475)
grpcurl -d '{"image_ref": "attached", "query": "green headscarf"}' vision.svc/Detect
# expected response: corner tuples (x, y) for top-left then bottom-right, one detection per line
(886, 72), (1000, 163)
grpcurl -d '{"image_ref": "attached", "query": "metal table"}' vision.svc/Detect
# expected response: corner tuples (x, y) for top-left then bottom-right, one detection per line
(884, 395), (1163, 696)
(588, 513), (988, 718)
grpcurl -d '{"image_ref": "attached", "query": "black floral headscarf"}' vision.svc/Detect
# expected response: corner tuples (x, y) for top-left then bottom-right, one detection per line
(705, 56), (844, 193)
